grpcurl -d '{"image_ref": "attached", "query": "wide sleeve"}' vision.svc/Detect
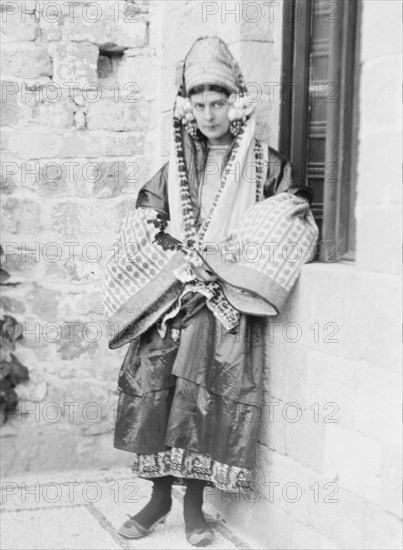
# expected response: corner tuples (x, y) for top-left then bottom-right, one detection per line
(263, 146), (314, 205)
(103, 206), (187, 348)
(136, 162), (170, 214)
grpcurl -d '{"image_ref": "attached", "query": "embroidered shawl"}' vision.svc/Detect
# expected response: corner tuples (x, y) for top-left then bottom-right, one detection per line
(103, 39), (317, 348)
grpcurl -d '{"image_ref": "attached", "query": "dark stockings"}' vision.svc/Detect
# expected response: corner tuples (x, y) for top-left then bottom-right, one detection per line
(183, 479), (209, 533)
(131, 475), (173, 529)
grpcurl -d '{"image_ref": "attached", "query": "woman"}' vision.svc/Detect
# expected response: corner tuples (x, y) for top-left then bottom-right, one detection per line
(107, 36), (313, 547)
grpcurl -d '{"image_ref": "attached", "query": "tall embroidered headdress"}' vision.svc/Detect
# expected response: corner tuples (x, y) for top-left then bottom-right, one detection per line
(184, 36), (241, 94)
(168, 36), (263, 250)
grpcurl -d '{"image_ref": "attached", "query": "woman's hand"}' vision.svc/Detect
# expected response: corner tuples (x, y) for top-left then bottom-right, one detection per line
(191, 263), (218, 283)
(182, 248), (219, 282)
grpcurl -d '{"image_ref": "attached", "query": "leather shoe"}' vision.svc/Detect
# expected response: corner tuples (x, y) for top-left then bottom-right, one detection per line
(117, 513), (168, 539)
(186, 527), (214, 547)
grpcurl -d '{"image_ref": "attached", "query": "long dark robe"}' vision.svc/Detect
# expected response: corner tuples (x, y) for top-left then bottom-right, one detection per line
(113, 135), (312, 492)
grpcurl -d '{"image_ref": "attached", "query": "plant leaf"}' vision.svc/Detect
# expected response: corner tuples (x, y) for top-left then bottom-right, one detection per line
(2, 387), (18, 414)
(0, 361), (11, 379)
(1, 316), (23, 342)
(0, 269), (10, 284)
(0, 377), (13, 392)
(8, 354), (29, 385)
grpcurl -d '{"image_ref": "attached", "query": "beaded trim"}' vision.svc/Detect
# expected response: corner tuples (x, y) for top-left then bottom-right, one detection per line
(173, 114), (200, 251)
(254, 138), (265, 203)
(170, 74), (258, 332)
(132, 447), (254, 493)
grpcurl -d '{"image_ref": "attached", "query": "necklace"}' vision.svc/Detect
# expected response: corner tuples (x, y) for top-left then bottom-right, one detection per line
(207, 144), (230, 150)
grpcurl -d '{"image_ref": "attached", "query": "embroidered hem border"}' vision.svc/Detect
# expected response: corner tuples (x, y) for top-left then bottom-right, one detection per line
(131, 447), (254, 493)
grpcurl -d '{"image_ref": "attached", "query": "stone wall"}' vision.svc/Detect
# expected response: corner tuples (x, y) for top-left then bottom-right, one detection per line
(0, 0), (162, 471)
(0, 0), (283, 473)
(204, 2), (402, 550)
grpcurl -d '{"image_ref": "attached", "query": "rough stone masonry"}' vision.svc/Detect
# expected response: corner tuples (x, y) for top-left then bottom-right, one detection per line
(0, 0), (158, 472)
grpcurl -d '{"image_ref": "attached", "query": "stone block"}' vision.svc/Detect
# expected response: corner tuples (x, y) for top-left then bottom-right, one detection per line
(86, 96), (150, 132)
(255, 95), (278, 145)
(242, 2), (281, 41)
(99, 131), (144, 156)
(360, 1), (401, 61)
(355, 205), (401, 275)
(52, 42), (99, 88)
(1, 43), (52, 79)
(354, 366), (401, 446)
(61, 0), (147, 50)
(260, 450), (309, 522)
(362, 505), (402, 550)
(323, 424), (382, 502)
(296, 263), (348, 357)
(31, 95), (75, 130)
(16, 424), (91, 471)
(0, 0), (36, 13)
(192, 1), (282, 44)
(159, 64), (178, 112)
(44, 256), (102, 286)
(356, 128), (401, 206)
(356, 272), (400, 372)
(39, 17), (62, 42)
(260, 395), (287, 455)
(329, 268), (366, 362)
(0, 149), (18, 194)
(92, 434), (131, 470)
(380, 445), (402, 518)
(115, 197), (138, 222)
(220, 490), (295, 550)
(15, 318), (59, 362)
(303, 350), (359, 428)
(285, 410), (326, 472)
(279, 266), (315, 327)
(25, 281), (60, 320)
(2, 128), (59, 158)
(291, 522), (341, 550)
(43, 353), (102, 383)
(309, 487), (366, 549)
(61, 380), (110, 416)
(266, 341), (308, 405)
(2, 129), (103, 159)
(1, 86), (75, 130)
(160, 110), (173, 157)
(116, 52), (159, 101)
(161, 2), (218, 67)
(0, 10), (39, 41)
(78, 291), (105, 318)
(2, 243), (40, 278)
(15, 372), (48, 403)
(73, 159), (139, 198)
(359, 55), (401, 132)
(1, 197), (43, 235)
(51, 200), (119, 245)
(231, 41), (278, 89)
(9, 159), (74, 197)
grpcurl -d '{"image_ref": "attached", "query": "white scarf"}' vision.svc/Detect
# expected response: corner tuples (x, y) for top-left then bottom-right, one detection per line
(166, 114), (261, 248)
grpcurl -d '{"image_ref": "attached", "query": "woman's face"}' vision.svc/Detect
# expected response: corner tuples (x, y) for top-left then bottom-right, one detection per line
(190, 90), (232, 145)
